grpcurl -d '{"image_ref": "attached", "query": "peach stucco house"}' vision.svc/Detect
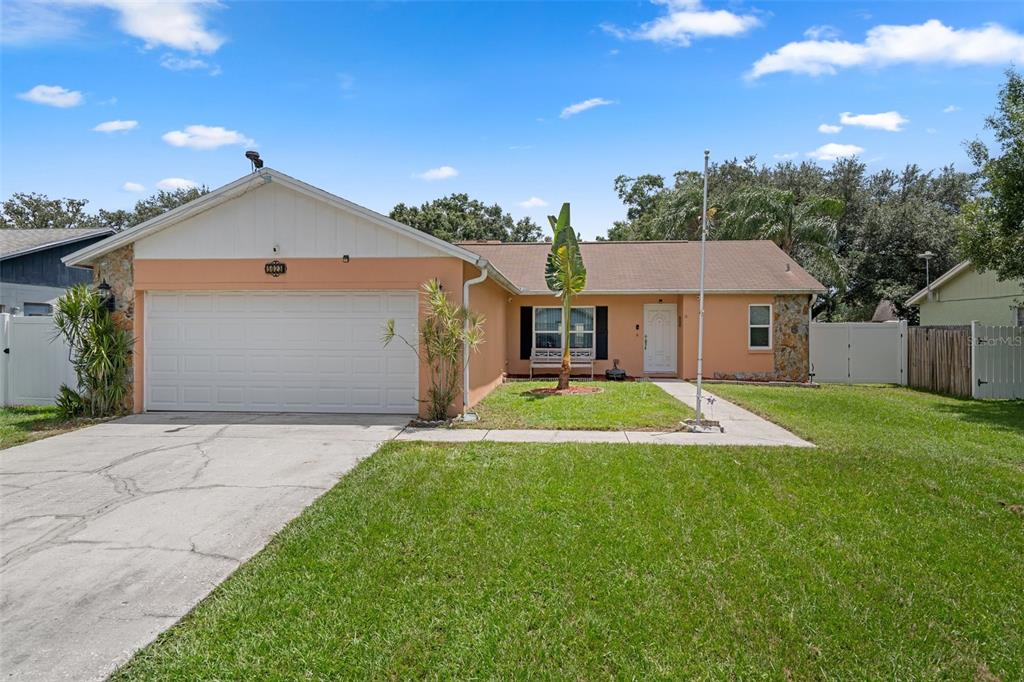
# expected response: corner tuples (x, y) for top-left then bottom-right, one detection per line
(64, 168), (825, 418)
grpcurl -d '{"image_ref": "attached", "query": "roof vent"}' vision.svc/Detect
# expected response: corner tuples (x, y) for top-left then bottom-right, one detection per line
(785, 262), (791, 272)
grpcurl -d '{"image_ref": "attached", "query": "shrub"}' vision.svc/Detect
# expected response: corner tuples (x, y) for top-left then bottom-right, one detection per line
(52, 285), (132, 417)
(383, 279), (484, 421)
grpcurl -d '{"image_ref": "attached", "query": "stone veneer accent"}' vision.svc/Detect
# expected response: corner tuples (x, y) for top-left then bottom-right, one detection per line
(712, 294), (812, 383)
(92, 243), (135, 408)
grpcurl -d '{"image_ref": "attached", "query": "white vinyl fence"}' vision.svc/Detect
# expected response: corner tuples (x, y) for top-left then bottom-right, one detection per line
(0, 314), (76, 407)
(972, 322), (1024, 400)
(810, 321), (908, 385)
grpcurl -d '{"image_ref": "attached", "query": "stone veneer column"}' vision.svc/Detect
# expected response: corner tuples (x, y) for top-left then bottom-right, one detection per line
(92, 243), (135, 409)
(772, 294), (811, 382)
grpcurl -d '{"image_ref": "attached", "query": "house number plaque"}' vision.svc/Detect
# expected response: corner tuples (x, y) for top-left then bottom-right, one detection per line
(264, 260), (287, 277)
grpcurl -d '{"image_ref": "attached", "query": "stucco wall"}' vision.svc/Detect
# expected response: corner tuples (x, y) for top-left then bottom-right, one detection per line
(464, 267), (508, 407)
(505, 293), (673, 378)
(919, 266), (1023, 326)
(502, 292), (811, 382)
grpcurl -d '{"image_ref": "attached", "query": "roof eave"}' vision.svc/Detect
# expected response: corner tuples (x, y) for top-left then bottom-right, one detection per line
(906, 260), (971, 306)
(63, 168), (489, 268)
(513, 288), (825, 296)
(2, 229), (114, 262)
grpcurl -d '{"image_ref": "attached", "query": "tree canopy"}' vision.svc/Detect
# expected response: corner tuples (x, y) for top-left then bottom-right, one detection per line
(960, 68), (1024, 281)
(606, 157), (976, 322)
(0, 187), (209, 232)
(389, 194), (541, 243)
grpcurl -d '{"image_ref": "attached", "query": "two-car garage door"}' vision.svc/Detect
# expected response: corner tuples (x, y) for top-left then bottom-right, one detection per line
(145, 291), (418, 413)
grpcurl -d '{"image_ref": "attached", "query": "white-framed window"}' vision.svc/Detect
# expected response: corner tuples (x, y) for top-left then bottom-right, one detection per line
(748, 304), (772, 350)
(23, 302), (53, 317)
(1015, 306), (1024, 327)
(533, 306), (595, 352)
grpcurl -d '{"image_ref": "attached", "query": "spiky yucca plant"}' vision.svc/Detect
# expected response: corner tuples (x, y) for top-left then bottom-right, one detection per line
(383, 279), (485, 421)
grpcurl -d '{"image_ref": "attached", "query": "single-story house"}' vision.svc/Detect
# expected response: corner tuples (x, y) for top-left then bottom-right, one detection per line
(907, 261), (1023, 326)
(1, 228), (113, 315)
(63, 168), (825, 418)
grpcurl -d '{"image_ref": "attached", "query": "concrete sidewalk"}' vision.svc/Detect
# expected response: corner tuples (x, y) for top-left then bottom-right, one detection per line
(396, 381), (813, 448)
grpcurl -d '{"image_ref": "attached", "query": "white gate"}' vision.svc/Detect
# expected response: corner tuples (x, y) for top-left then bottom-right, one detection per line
(0, 314), (77, 406)
(810, 321), (908, 385)
(972, 322), (1024, 400)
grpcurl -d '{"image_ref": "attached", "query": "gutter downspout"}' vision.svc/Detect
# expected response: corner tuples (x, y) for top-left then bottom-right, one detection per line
(462, 261), (489, 419)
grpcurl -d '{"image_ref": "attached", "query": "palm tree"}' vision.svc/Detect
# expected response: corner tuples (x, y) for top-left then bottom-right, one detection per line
(721, 186), (845, 289)
(544, 203), (587, 390)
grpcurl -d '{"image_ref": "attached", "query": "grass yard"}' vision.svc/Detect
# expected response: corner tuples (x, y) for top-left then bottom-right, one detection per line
(460, 379), (694, 430)
(113, 386), (1023, 680)
(0, 406), (90, 450)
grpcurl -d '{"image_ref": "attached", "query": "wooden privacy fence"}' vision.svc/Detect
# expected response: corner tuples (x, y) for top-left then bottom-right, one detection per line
(907, 326), (972, 397)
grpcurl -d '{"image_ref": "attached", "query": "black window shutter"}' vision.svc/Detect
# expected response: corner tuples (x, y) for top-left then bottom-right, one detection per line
(596, 306), (608, 360)
(519, 306), (533, 359)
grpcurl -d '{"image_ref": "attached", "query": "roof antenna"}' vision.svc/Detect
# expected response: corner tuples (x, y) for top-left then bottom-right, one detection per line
(245, 150), (264, 173)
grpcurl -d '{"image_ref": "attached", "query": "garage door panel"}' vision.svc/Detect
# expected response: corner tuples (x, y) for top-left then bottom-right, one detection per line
(146, 291), (418, 413)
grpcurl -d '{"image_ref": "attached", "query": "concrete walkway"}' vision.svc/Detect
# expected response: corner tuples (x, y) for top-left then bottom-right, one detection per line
(396, 381), (813, 448)
(0, 413), (407, 682)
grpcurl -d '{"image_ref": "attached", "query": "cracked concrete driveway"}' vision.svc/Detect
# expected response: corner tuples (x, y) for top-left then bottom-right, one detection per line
(0, 412), (407, 681)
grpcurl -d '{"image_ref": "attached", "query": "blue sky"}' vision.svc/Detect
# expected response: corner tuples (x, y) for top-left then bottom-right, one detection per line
(3, 1), (1023, 239)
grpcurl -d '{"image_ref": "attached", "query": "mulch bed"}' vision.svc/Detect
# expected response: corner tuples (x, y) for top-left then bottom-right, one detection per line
(527, 386), (604, 396)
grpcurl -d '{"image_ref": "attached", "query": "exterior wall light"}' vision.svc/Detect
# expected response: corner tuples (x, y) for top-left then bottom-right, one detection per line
(97, 279), (115, 313)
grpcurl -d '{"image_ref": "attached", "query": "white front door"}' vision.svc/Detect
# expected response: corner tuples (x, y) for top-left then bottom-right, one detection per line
(644, 304), (677, 373)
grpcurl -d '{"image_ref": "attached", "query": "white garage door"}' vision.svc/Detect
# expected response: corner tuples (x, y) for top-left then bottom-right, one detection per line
(145, 291), (418, 413)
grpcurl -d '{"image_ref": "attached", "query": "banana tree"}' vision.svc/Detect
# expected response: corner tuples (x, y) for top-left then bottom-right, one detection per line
(544, 203), (587, 390)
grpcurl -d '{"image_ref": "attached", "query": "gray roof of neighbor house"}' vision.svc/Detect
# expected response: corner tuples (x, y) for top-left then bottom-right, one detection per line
(0, 228), (114, 261)
(459, 240), (826, 294)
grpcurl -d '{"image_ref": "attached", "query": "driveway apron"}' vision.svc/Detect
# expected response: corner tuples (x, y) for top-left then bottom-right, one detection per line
(0, 412), (406, 682)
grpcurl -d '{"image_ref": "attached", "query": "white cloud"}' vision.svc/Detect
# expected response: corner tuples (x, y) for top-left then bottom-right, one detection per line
(3, 1), (224, 53)
(773, 152), (799, 160)
(0, 1), (81, 45)
(804, 25), (840, 40)
(416, 166), (459, 181)
(818, 123), (842, 134)
(97, 0), (224, 53)
(943, 104), (961, 113)
(750, 19), (1024, 79)
(807, 143), (864, 161)
(519, 197), (548, 208)
(93, 119), (139, 133)
(839, 111), (908, 131)
(560, 97), (615, 119)
(17, 84), (83, 108)
(157, 177), (198, 190)
(602, 0), (759, 47)
(122, 181), (145, 192)
(926, 128), (938, 134)
(338, 73), (355, 91)
(162, 125), (254, 150)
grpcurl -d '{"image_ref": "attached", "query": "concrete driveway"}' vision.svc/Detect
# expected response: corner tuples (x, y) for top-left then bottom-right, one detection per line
(0, 412), (407, 681)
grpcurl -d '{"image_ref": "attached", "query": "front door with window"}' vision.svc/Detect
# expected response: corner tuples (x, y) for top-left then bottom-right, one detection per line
(643, 304), (677, 373)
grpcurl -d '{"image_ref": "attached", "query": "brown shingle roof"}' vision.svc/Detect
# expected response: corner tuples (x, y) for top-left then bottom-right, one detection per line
(460, 240), (825, 294)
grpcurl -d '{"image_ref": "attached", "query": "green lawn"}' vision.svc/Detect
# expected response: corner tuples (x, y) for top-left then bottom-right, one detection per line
(112, 386), (1024, 680)
(0, 406), (89, 450)
(461, 379), (694, 430)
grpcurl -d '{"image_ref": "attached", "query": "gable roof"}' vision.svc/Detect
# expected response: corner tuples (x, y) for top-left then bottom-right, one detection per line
(0, 228), (113, 261)
(459, 240), (826, 294)
(906, 260), (972, 306)
(60, 168), (517, 291)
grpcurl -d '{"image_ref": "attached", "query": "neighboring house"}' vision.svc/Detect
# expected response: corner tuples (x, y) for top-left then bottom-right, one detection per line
(907, 261), (1024, 326)
(1, 228), (113, 315)
(63, 168), (825, 418)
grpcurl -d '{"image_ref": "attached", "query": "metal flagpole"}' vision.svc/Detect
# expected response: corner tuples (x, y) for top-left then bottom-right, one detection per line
(695, 149), (709, 428)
